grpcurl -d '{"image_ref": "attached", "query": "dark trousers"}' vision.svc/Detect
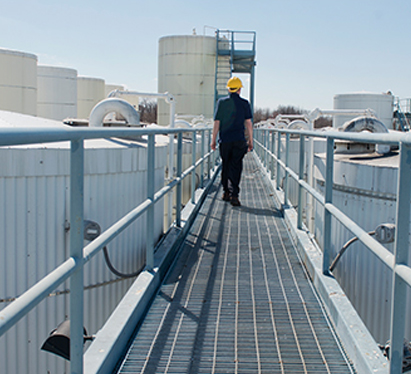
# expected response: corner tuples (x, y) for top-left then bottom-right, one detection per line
(219, 141), (248, 198)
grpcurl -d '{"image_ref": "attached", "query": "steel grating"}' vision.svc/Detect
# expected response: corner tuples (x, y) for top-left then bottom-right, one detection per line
(116, 153), (356, 374)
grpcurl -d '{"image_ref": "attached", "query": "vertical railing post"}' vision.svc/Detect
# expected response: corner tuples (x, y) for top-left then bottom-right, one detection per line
(207, 129), (211, 178)
(276, 132), (281, 190)
(176, 133), (183, 227)
(69, 139), (84, 374)
(297, 135), (305, 230)
(146, 134), (155, 269)
(284, 133), (290, 207)
(323, 137), (334, 275)
(200, 130), (205, 188)
(270, 131), (275, 180)
(191, 131), (197, 204)
(389, 141), (411, 373)
(262, 129), (267, 169)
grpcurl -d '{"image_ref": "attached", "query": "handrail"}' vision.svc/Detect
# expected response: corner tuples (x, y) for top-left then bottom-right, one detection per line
(254, 126), (411, 374)
(0, 125), (215, 374)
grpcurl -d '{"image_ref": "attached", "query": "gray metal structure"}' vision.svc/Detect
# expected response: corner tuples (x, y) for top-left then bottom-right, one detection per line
(214, 30), (256, 112)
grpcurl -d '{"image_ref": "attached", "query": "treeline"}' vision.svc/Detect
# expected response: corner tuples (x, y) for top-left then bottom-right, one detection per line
(138, 101), (331, 128)
(254, 105), (332, 128)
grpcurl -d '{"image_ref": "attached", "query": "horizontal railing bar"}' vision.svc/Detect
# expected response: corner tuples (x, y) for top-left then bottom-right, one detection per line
(0, 258), (79, 336)
(325, 204), (395, 269)
(255, 127), (411, 145)
(0, 126), (211, 147)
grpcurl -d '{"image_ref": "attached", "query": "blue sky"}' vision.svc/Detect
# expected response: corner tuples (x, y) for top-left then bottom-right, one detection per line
(1, 0), (410, 111)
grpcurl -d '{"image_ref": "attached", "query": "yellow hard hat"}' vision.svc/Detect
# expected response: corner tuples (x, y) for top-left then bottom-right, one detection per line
(227, 76), (243, 92)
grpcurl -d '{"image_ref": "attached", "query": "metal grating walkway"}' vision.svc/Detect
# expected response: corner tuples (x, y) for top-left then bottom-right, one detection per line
(116, 154), (355, 374)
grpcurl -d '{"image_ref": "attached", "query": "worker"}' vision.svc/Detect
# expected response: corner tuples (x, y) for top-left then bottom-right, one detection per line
(211, 76), (253, 206)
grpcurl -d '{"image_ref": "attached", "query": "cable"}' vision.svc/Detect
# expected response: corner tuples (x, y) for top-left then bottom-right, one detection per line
(102, 246), (144, 278)
(329, 231), (375, 272)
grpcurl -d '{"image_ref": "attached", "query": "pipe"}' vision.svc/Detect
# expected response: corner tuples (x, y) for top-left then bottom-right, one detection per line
(108, 90), (177, 227)
(307, 108), (377, 122)
(108, 90), (176, 129)
(89, 98), (140, 127)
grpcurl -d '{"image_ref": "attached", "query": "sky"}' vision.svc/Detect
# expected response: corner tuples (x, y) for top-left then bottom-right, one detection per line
(1, 0), (410, 112)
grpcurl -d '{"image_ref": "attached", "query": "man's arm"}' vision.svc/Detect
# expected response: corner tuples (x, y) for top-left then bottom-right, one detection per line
(245, 118), (253, 151)
(211, 120), (220, 150)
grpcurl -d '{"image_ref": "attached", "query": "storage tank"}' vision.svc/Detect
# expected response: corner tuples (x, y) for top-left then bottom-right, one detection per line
(0, 110), (167, 374)
(158, 35), (217, 126)
(333, 92), (394, 129)
(37, 65), (77, 120)
(77, 76), (105, 119)
(0, 48), (37, 116)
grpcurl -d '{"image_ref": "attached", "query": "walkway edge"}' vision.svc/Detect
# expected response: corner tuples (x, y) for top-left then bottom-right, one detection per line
(255, 154), (389, 374)
(84, 165), (221, 374)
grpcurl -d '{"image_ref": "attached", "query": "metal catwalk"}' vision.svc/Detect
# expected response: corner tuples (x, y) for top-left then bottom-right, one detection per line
(116, 153), (355, 374)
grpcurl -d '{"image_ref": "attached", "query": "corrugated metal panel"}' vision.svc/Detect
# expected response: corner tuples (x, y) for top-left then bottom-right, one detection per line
(0, 139), (167, 374)
(312, 152), (408, 345)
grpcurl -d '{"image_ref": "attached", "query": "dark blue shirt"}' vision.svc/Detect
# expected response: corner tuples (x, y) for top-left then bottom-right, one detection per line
(214, 93), (252, 143)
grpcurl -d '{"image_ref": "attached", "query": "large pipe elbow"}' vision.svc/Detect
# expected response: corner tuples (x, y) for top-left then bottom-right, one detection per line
(89, 98), (140, 127)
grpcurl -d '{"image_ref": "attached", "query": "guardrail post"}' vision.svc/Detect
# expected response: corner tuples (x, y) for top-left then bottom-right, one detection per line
(200, 130), (205, 188)
(270, 131), (275, 180)
(191, 131), (197, 204)
(70, 139), (84, 374)
(276, 132), (281, 190)
(389, 141), (411, 373)
(284, 133), (290, 207)
(176, 133), (183, 227)
(263, 130), (267, 168)
(297, 135), (305, 230)
(146, 134), (155, 269)
(323, 137), (334, 275)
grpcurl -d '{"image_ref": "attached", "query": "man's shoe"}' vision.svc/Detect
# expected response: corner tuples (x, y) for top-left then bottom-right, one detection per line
(222, 192), (231, 202)
(230, 196), (241, 206)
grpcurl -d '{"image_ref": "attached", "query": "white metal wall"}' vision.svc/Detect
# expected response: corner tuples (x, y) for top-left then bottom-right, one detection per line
(0, 48), (37, 116)
(0, 139), (167, 374)
(37, 65), (78, 121)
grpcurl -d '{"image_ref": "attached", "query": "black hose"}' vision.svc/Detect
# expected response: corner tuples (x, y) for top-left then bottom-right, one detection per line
(329, 231), (375, 272)
(102, 246), (143, 278)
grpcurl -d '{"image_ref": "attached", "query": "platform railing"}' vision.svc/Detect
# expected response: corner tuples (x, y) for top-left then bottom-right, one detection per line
(254, 127), (411, 374)
(0, 126), (215, 374)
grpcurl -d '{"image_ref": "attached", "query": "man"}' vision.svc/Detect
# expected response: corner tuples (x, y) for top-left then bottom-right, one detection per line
(211, 76), (253, 206)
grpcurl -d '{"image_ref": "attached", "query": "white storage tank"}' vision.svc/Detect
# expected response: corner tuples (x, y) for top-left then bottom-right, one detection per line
(158, 35), (217, 126)
(37, 65), (78, 120)
(333, 92), (394, 129)
(0, 48), (37, 116)
(77, 76), (105, 119)
(0, 110), (167, 374)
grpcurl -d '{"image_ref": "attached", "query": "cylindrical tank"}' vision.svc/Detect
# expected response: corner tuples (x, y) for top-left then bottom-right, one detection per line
(0, 48), (37, 116)
(37, 65), (78, 121)
(333, 92), (394, 129)
(158, 35), (216, 126)
(77, 76), (105, 119)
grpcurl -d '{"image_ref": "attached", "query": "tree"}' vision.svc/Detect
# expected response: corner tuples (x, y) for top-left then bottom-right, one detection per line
(139, 99), (157, 124)
(253, 105), (332, 128)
